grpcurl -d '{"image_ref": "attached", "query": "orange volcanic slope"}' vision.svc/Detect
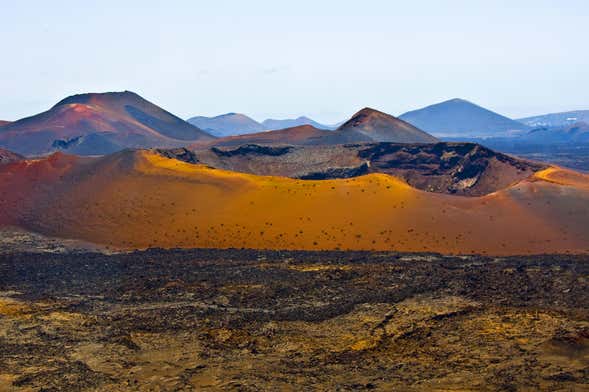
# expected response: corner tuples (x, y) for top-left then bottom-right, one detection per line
(1, 150), (588, 255)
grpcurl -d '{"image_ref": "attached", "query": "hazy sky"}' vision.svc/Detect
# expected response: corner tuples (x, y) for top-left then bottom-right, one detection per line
(2, 0), (588, 123)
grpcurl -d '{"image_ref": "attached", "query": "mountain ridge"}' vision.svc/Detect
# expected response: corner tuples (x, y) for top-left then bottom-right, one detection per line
(262, 116), (334, 130)
(518, 110), (589, 127)
(187, 113), (265, 137)
(203, 107), (438, 147)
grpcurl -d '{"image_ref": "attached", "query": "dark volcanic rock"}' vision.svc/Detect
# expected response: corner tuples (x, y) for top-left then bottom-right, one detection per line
(0, 147), (24, 164)
(211, 144), (294, 157)
(155, 147), (200, 163)
(0, 249), (587, 390)
(298, 162), (370, 180)
(356, 142), (546, 195)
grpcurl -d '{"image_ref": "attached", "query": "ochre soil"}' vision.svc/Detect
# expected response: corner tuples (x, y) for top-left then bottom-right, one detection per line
(1, 150), (588, 255)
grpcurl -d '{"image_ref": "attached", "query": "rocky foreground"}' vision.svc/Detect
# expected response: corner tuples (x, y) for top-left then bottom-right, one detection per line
(0, 248), (588, 391)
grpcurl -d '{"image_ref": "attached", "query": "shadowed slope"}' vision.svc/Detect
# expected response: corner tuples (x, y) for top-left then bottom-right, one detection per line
(0, 121), (11, 127)
(0, 150), (588, 255)
(0, 91), (214, 156)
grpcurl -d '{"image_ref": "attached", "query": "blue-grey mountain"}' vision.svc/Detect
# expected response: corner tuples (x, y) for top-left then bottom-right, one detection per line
(187, 113), (265, 137)
(399, 98), (529, 137)
(262, 116), (334, 131)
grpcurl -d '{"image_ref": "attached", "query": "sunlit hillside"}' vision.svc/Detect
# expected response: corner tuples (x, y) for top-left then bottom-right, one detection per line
(1, 150), (588, 255)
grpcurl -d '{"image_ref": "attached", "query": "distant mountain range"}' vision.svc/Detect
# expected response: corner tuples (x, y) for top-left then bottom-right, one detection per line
(194, 102), (589, 142)
(3, 90), (588, 159)
(261, 116), (334, 131)
(522, 122), (589, 143)
(187, 113), (334, 137)
(187, 113), (265, 137)
(399, 98), (530, 137)
(0, 91), (214, 156)
(518, 110), (589, 128)
(461, 121), (589, 146)
(0, 94), (440, 156)
(203, 107), (438, 147)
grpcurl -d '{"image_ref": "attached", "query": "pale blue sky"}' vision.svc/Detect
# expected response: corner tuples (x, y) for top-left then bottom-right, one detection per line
(1, 0), (588, 123)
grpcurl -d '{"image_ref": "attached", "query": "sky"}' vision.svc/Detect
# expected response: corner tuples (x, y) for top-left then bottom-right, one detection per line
(1, 0), (588, 123)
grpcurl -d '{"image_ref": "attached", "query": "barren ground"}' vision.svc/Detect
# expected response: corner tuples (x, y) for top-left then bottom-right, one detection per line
(0, 248), (588, 391)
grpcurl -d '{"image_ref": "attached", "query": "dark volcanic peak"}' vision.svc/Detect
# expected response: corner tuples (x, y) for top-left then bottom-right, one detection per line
(399, 98), (529, 137)
(187, 113), (265, 137)
(336, 107), (439, 143)
(0, 147), (24, 165)
(0, 91), (213, 156)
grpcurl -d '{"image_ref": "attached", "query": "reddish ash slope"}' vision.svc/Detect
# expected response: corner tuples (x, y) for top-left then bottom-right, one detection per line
(0, 121), (11, 127)
(336, 107), (439, 143)
(0, 91), (214, 156)
(0, 152), (82, 226)
(200, 125), (331, 147)
(0, 150), (588, 255)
